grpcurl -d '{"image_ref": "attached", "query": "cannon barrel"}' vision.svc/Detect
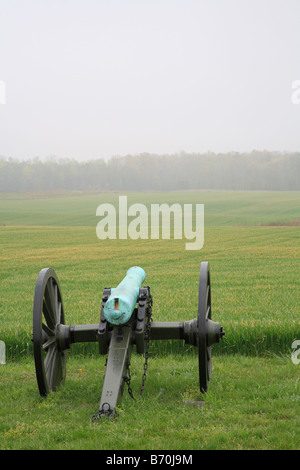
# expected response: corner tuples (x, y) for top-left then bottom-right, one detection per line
(103, 266), (146, 325)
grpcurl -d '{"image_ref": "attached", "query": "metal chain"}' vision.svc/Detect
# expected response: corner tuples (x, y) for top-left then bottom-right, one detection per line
(92, 403), (117, 421)
(123, 291), (153, 400)
(124, 360), (135, 400)
(140, 292), (152, 395)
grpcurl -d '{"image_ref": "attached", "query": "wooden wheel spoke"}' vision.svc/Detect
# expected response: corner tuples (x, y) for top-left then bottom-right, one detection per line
(205, 285), (210, 309)
(45, 344), (56, 374)
(206, 305), (210, 319)
(57, 301), (62, 325)
(42, 322), (55, 337)
(42, 298), (56, 331)
(44, 279), (57, 328)
(45, 345), (58, 390)
(56, 353), (64, 384)
(43, 336), (56, 351)
(54, 285), (63, 326)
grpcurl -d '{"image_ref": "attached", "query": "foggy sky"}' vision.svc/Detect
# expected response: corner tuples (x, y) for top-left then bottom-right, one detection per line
(0, 0), (300, 161)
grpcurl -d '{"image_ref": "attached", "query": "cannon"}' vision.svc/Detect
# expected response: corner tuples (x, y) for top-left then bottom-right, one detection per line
(32, 262), (225, 419)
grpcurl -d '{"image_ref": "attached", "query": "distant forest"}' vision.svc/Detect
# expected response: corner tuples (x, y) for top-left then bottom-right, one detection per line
(0, 151), (299, 191)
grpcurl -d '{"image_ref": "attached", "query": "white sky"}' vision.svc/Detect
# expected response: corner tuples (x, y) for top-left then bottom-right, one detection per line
(0, 0), (300, 160)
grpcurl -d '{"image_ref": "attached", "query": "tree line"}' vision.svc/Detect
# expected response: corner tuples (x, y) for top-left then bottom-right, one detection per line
(0, 151), (299, 191)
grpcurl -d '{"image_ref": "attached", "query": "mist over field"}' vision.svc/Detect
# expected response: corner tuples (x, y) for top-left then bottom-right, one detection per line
(0, 150), (299, 191)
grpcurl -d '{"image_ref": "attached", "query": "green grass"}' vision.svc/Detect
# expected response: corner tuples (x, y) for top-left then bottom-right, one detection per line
(0, 190), (299, 449)
(1, 190), (300, 227)
(0, 354), (299, 450)
(0, 225), (298, 357)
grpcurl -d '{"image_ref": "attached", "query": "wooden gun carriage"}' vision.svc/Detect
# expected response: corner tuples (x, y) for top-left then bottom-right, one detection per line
(32, 262), (224, 419)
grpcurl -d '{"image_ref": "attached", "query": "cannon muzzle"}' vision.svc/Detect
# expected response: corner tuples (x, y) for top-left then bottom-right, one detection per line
(103, 266), (146, 325)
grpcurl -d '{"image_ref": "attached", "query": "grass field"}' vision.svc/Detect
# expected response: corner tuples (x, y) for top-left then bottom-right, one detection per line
(0, 190), (299, 450)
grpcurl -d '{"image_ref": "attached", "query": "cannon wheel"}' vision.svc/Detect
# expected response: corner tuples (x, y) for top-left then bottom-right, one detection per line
(33, 268), (66, 396)
(198, 261), (212, 393)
